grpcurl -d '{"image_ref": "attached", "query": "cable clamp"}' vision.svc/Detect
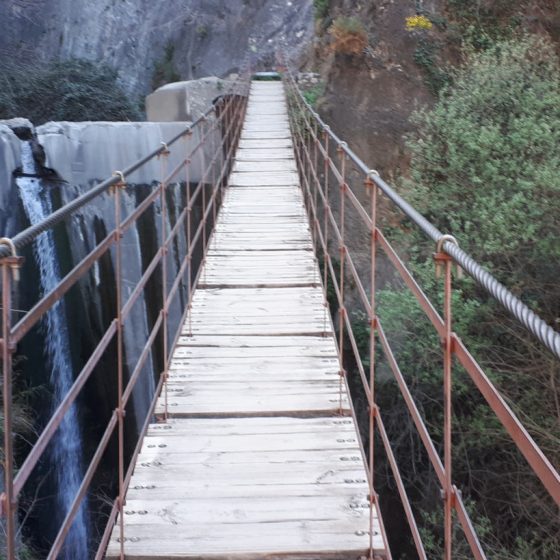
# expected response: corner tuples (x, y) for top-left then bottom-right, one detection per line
(0, 238), (24, 282)
(434, 235), (463, 279)
(111, 171), (127, 193)
(159, 142), (170, 156)
(365, 169), (379, 190)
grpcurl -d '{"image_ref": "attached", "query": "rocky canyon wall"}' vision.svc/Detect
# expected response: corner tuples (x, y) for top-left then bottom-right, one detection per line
(0, 0), (314, 95)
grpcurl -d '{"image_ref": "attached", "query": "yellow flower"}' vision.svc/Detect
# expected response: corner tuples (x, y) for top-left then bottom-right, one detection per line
(405, 15), (433, 31)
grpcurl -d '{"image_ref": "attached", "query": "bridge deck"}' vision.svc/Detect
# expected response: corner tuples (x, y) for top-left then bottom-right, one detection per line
(106, 81), (386, 559)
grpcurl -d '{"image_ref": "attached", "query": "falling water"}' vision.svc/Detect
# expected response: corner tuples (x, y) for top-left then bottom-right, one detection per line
(17, 142), (89, 558)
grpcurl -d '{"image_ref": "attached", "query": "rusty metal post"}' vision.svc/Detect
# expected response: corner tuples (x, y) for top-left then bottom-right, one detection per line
(444, 253), (453, 560)
(199, 119), (208, 284)
(434, 236), (456, 560)
(159, 145), (170, 422)
(322, 128), (331, 332)
(337, 142), (347, 414)
(1, 259), (15, 559)
(312, 120), (321, 283)
(184, 134), (193, 337)
(366, 170), (379, 558)
(112, 172), (126, 559)
(313, 120), (320, 243)
(211, 109), (218, 226)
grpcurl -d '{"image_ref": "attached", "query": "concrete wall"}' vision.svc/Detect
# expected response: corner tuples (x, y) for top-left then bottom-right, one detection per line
(0, 124), (23, 236)
(37, 121), (206, 186)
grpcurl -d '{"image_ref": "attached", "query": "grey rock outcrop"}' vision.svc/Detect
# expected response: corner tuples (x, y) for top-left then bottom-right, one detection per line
(147, 77), (230, 122)
(0, 0), (313, 95)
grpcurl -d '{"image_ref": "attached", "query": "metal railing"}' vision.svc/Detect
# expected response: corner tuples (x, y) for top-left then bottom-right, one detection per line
(284, 68), (560, 560)
(0, 74), (249, 558)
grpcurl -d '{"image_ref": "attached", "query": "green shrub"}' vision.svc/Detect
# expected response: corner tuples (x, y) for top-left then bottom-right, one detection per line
(302, 82), (325, 108)
(413, 38), (451, 94)
(313, 0), (329, 20)
(152, 42), (181, 90)
(447, 0), (527, 48)
(377, 34), (560, 558)
(0, 58), (142, 124)
(408, 36), (560, 272)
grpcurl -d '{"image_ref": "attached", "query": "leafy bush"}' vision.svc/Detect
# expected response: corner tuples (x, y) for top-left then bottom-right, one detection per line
(302, 82), (325, 108)
(447, 0), (528, 49)
(329, 17), (368, 56)
(313, 0), (329, 20)
(152, 42), (181, 90)
(378, 35), (560, 557)
(413, 38), (451, 94)
(408, 36), (560, 274)
(0, 58), (141, 124)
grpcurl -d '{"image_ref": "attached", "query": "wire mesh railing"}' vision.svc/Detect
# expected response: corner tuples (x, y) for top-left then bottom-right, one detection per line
(0, 73), (249, 558)
(284, 67), (560, 560)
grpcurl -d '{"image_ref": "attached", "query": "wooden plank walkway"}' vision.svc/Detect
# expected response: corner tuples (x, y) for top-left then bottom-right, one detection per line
(106, 80), (387, 559)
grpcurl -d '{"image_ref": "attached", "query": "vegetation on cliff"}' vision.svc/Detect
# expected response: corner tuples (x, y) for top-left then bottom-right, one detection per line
(0, 59), (141, 124)
(376, 34), (560, 559)
(311, 1), (559, 557)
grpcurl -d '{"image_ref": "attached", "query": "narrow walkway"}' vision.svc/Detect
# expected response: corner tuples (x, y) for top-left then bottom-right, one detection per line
(106, 81), (386, 559)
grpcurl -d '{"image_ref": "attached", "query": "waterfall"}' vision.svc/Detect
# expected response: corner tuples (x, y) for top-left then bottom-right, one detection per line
(17, 142), (89, 558)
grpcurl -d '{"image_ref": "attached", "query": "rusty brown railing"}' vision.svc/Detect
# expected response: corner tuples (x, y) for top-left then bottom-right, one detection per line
(284, 68), (560, 560)
(0, 73), (249, 558)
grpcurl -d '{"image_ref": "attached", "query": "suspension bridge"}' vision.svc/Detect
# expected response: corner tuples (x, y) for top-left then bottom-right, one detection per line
(105, 79), (385, 559)
(0, 70), (558, 560)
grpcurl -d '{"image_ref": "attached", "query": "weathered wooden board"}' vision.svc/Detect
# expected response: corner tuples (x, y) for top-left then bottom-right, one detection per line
(106, 79), (386, 560)
(240, 130), (292, 140)
(233, 160), (297, 172)
(238, 139), (293, 149)
(229, 171), (299, 186)
(235, 148), (295, 161)
(174, 335), (334, 348)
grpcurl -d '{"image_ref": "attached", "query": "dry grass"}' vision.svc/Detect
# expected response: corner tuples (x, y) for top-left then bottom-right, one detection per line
(329, 17), (368, 55)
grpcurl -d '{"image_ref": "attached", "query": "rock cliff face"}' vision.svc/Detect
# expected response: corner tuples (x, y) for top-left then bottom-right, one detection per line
(0, 0), (313, 95)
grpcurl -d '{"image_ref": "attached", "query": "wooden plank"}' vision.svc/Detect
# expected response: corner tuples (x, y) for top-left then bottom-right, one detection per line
(229, 172), (299, 187)
(204, 249), (315, 259)
(235, 149), (295, 161)
(233, 160), (296, 172)
(106, 521), (383, 560)
(242, 124), (291, 133)
(125, 482), (368, 500)
(172, 346), (335, 359)
(174, 335), (334, 348)
(144, 417), (356, 434)
(116, 497), (371, 527)
(169, 356), (338, 368)
(240, 130), (292, 140)
(156, 394), (350, 417)
(137, 432), (360, 453)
